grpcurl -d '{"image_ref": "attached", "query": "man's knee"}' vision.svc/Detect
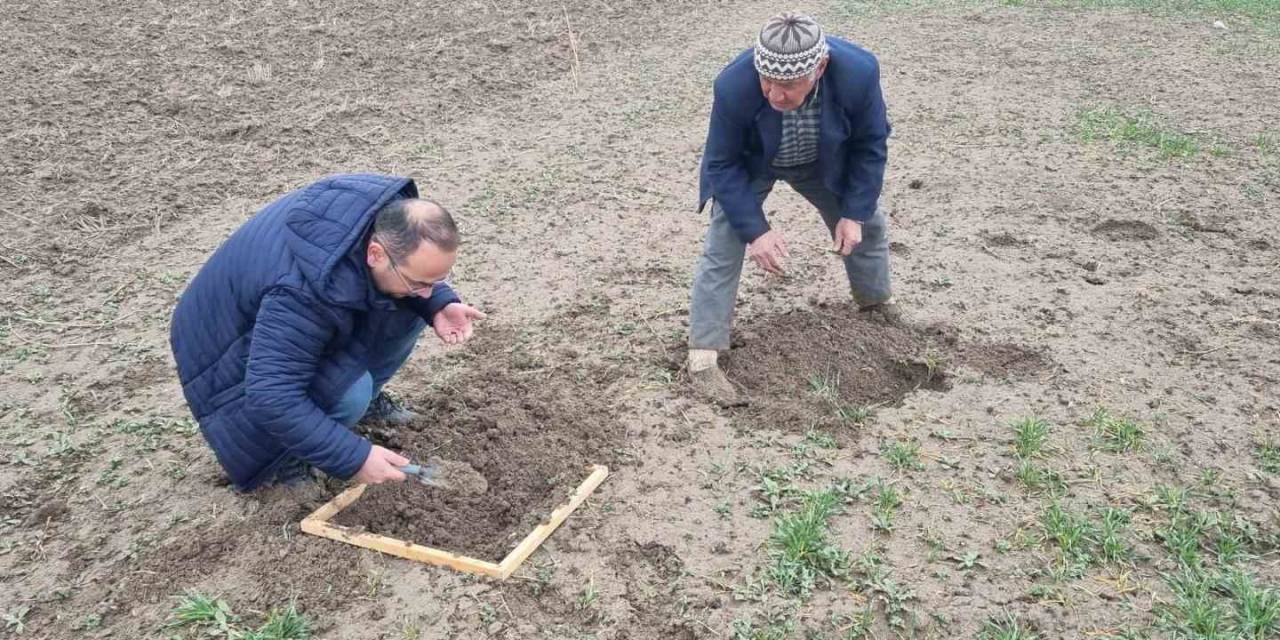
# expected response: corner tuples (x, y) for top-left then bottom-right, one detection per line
(331, 371), (374, 428)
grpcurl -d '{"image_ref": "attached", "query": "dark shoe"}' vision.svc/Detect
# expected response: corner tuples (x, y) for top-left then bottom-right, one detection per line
(263, 456), (314, 488)
(360, 391), (420, 426)
(690, 365), (749, 408)
(858, 300), (904, 326)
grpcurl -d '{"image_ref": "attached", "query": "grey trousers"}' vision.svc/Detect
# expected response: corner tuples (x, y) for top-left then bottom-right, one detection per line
(689, 164), (892, 351)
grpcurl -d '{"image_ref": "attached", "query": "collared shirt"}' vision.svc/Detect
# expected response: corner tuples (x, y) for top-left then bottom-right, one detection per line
(772, 81), (822, 168)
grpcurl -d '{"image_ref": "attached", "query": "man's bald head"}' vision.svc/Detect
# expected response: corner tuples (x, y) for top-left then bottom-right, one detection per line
(372, 197), (459, 261)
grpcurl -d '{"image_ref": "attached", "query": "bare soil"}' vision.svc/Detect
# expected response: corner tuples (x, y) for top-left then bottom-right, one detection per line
(2, 0), (1277, 638)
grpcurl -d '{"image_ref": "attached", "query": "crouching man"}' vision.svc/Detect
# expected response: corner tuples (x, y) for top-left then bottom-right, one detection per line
(170, 174), (484, 491)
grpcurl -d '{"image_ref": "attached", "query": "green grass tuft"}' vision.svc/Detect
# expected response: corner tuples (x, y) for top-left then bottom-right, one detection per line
(767, 488), (851, 597)
(1016, 460), (1067, 496)
(168, 592), (236, 632)
(242, 602), (312, 640)
(1012, 417), (1051, 459)
(979, 611), (1041, 640)
(1099, 507), (1134, 564)
(1160, 567), (1280, 639)
(882, 440), (925, 472)
(166, 593), (311, 640)
(1256, 438), (1280, 474)
(870, 480), (904, 533)
(1087, 408), (1145, 453)
(1076, 106), (1199, 158)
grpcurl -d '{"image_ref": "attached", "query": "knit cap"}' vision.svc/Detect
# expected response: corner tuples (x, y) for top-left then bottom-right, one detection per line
(753, 13), (828, 81)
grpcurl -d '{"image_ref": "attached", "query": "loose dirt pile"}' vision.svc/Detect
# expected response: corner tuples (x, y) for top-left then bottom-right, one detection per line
(416, 456), (490, 495)
(721, 302), (1046, 431)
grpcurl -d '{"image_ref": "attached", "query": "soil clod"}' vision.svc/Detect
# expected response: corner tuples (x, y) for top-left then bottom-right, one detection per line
(423, 456), (489, 495)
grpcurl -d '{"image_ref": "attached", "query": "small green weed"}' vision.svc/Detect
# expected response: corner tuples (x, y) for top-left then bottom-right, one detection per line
(803, 428), (838, 450)
(808, 371), (838, 399)
(1041, 503), (1098, 577)
(1256, 438), (1280, 474)
(978, 611), (1041, 640)
(1151, 484), (1190, 514)
(113, 416), (199, 453)
(576, 579), (600, 611)
(836, 404), (875, 426)
(97, 457), (128, 489)
(1159, 512), (1211, 569)
(168, 592), (236, 635)
(1087, 408), (1145, 453)
(730, 610), (795, 640)
(1016, 461), (1067, 496)
(1257, 132), (1278, 155)
(3, 607), (30, 635)
(1099, 508), (1133, 564)
(167, 592), (311, 640)
(808, 370), (875, 426)
(831, 609), (874, 639)
(750, 465), (805, 517)
(853, 555), (918, 633)
(1012, 417), (1051, 459)
(882, 440), (924, 472)
(870, 480), (904, 533)
(242, 602), (311, 640)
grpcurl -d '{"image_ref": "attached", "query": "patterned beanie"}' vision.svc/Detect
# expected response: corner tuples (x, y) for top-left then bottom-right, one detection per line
(753, 13), (828, 81)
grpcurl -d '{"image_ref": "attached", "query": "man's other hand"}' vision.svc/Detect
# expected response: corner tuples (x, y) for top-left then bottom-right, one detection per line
(832, 219), (862, 256)
(432, 302), (486, 345)
(747, 229), (789, 275)
(354, 445), (409, 484)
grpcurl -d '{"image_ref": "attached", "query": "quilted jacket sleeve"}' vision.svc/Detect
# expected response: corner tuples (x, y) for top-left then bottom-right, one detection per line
(244, 287), (371, 479)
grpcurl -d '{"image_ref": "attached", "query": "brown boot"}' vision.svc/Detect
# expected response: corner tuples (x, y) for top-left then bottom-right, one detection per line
(689, 364), (750, 408)
(858, 299), (904, 326)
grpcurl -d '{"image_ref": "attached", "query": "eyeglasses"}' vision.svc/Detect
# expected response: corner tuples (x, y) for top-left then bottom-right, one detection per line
(378, 235), (450, 297)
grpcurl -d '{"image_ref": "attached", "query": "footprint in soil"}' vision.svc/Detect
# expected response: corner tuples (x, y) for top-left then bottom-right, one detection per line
(424, 456), (489, 495)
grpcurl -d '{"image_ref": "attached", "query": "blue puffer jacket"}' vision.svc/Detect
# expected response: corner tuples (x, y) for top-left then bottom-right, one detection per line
(698, 36), (891, 243)
(170, 174), (459, 490)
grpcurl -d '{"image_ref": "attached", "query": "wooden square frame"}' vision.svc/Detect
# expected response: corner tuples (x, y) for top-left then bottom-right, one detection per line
(300, 464), (609, 579)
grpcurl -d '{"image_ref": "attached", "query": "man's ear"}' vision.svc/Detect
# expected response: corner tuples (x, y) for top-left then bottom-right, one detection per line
(814, 54), (830, 80)
(367, 241), (384, 267)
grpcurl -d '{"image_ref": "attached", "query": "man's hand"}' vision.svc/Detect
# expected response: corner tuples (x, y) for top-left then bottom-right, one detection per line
(747, 229), (789, 275)
(832, 219), (863, 256)
(432, 302), (486, 345)
(354, 445), (409, 484)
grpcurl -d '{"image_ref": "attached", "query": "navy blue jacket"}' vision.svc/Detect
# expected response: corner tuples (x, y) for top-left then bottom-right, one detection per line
(698, 37), (891, 243)
(170, 174), (459, 490)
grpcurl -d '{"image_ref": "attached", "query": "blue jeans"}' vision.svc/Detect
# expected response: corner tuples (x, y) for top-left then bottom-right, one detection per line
(265, 318), (425, 486)
(330, 318), (427, 427)
(689, 163), (893, 350)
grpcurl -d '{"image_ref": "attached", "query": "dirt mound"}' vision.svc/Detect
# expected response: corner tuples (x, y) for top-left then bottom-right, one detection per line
(720, 303), (1045, 431)
(1092, 219), (1160, 241)
(331, 331), (625, 562)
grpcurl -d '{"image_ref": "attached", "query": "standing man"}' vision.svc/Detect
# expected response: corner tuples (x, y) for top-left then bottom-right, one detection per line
(170, 174), (485, 491)
(688, 13), (895, 407)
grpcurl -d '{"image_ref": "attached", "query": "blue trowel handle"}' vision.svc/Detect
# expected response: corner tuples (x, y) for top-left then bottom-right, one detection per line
(397, 462), (443, 486)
